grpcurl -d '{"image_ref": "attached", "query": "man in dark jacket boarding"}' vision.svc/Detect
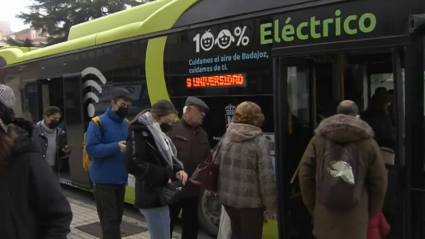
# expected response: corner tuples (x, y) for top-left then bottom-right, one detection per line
(85, 88), (132, 239)
(0, 84), (73, 239)
(299, 100), (387, 239)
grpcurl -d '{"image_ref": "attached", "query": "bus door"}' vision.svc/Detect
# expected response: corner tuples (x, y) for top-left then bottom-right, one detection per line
(273, 49), (406, 239)
(35, 78), (70, 173)
(62, 74), (91, 189)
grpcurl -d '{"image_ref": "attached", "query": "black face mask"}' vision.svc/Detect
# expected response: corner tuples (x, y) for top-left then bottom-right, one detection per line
(48, 120), (60, 129)
(160, 122), (172, 133)
(115, 106), (128, 118)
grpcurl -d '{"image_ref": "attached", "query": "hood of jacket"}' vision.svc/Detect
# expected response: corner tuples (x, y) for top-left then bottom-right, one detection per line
(11, 118), (42, 155)
(314, 114), (374, 143)
(226, 123), (262, 142)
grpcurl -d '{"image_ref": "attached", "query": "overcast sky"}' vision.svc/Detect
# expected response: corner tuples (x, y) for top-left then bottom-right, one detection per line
(0, 0), (31, 32)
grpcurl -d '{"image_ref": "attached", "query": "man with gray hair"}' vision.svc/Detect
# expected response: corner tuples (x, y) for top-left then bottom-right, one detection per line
(167, 97), (211, 239)
(336, 100), (359, 116)
(299, 100), (387, 239)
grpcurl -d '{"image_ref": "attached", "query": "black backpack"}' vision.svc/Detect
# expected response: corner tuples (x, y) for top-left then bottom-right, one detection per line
(316, 139), (365, 210)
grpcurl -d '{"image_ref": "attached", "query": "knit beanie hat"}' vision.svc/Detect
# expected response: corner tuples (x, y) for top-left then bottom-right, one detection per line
(0, 84), (16, 132)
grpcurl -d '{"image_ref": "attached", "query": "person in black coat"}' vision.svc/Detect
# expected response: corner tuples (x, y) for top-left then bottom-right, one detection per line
(361, 91), (396, 150)
(125, 100), (187, 239)
(0, 84), (73, 239)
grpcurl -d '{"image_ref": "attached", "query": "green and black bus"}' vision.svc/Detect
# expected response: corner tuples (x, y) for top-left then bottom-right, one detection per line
(0, 0), (424, 238)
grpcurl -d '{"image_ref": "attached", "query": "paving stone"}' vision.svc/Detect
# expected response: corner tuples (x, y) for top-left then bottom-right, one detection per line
(66, 199), (181, 239)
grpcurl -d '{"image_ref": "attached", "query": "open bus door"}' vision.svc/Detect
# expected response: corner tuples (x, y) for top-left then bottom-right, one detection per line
(62, 73), (91, 189)
(273, 49), (411, 239)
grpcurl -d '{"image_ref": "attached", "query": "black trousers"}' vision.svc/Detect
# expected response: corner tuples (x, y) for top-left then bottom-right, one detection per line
(224, 205), (264, 239)
(94, 183), (126, 239)
(169, 196), (200, 239)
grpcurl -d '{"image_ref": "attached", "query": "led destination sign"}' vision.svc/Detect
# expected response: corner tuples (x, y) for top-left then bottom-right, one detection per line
(186, 73), (246, 88)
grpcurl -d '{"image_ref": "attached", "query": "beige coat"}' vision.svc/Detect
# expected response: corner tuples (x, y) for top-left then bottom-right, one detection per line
(299, 114), (388, 239)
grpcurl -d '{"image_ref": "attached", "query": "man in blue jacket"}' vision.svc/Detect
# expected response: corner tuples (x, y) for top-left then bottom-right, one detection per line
(85, 88), (131, 239)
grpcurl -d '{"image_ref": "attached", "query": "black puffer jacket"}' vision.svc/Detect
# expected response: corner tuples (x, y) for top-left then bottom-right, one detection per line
(0, 118), (73, 239)
(360, 113), (396, 150)
(125, 121), (182, 209)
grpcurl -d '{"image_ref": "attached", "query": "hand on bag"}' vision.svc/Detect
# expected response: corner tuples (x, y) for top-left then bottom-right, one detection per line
(176, 170), (188, 185)
(118, 141), (126, 152)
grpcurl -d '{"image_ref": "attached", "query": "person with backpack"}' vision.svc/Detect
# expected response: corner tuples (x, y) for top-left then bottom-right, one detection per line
(299, 100), (387, 239)
(85, 88), (132, 239)
(0, 84), (73, 239)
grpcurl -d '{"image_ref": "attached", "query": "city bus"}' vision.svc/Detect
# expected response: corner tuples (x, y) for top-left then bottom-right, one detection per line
(0, 0), (424, 238)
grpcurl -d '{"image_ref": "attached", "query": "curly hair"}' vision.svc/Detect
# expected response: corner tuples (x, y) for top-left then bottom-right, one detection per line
(233, 101), (264, 127)
(0, 126), (17, 171)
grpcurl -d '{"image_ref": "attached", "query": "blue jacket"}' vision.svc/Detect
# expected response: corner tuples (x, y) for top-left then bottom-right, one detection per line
(86, 108), (128, 185)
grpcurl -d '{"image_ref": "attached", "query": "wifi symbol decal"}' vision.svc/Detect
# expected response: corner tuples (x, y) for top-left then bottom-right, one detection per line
(82, 67), (107, 117)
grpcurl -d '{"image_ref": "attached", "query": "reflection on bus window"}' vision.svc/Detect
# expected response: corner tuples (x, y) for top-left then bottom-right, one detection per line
(92, 68), (151, 120)
(287, 67), (309, 126)
(23, 82), (38, 122)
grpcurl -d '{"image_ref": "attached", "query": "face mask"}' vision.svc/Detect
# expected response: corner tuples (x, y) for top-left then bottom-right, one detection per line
(160, 122), (172, 133)
(48, 120), (60, 129)
(115, 106), (128, 118)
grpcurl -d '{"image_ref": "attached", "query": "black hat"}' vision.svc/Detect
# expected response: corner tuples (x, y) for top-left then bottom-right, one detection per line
(185, 97), (209, 111)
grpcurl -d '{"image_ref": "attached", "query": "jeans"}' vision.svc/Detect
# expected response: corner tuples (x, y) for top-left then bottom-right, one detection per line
(139, 206), (170, 239)
(169, 196), (199, 239)
(94, 183), (126, 239)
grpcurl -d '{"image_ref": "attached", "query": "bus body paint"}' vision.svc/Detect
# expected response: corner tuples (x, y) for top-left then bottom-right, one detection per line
(0, 0), (199, 66)
(68, 0), (173, 41)
(144, 0), (199, 104)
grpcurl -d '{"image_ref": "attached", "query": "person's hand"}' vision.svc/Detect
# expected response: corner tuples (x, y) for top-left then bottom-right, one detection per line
(176, 170), (188, 185)
(62, 145), (71, 154)
(118, 141), (127, 152)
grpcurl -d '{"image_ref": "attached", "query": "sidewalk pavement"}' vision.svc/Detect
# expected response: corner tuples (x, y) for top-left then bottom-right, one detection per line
(67, 198), (181, 239)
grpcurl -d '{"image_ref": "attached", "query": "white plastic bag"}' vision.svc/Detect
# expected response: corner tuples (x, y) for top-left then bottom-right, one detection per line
(217, 206), (231, 239)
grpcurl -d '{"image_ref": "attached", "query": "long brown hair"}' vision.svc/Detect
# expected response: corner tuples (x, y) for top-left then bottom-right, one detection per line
(0, 125), (17, 171)
(130, 100), (177, 124)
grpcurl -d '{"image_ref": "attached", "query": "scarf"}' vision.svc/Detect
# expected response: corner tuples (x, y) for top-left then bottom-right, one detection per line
(138, 112), (183, 170)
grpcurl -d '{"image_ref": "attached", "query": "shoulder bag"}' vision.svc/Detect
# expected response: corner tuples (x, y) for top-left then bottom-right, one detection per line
(189, 135), (224, 192)
(144, 139), (184, 205)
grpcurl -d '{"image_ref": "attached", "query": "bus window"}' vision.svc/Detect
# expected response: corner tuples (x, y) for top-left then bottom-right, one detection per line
(23, 82), (38, 122)
(287, 66), (309, 126)
(92, 66), (151, 120)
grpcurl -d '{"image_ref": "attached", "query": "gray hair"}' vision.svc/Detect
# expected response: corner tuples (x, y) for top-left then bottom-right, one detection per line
(183, 106), (190, 115)
(337, 100), (359, 116)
